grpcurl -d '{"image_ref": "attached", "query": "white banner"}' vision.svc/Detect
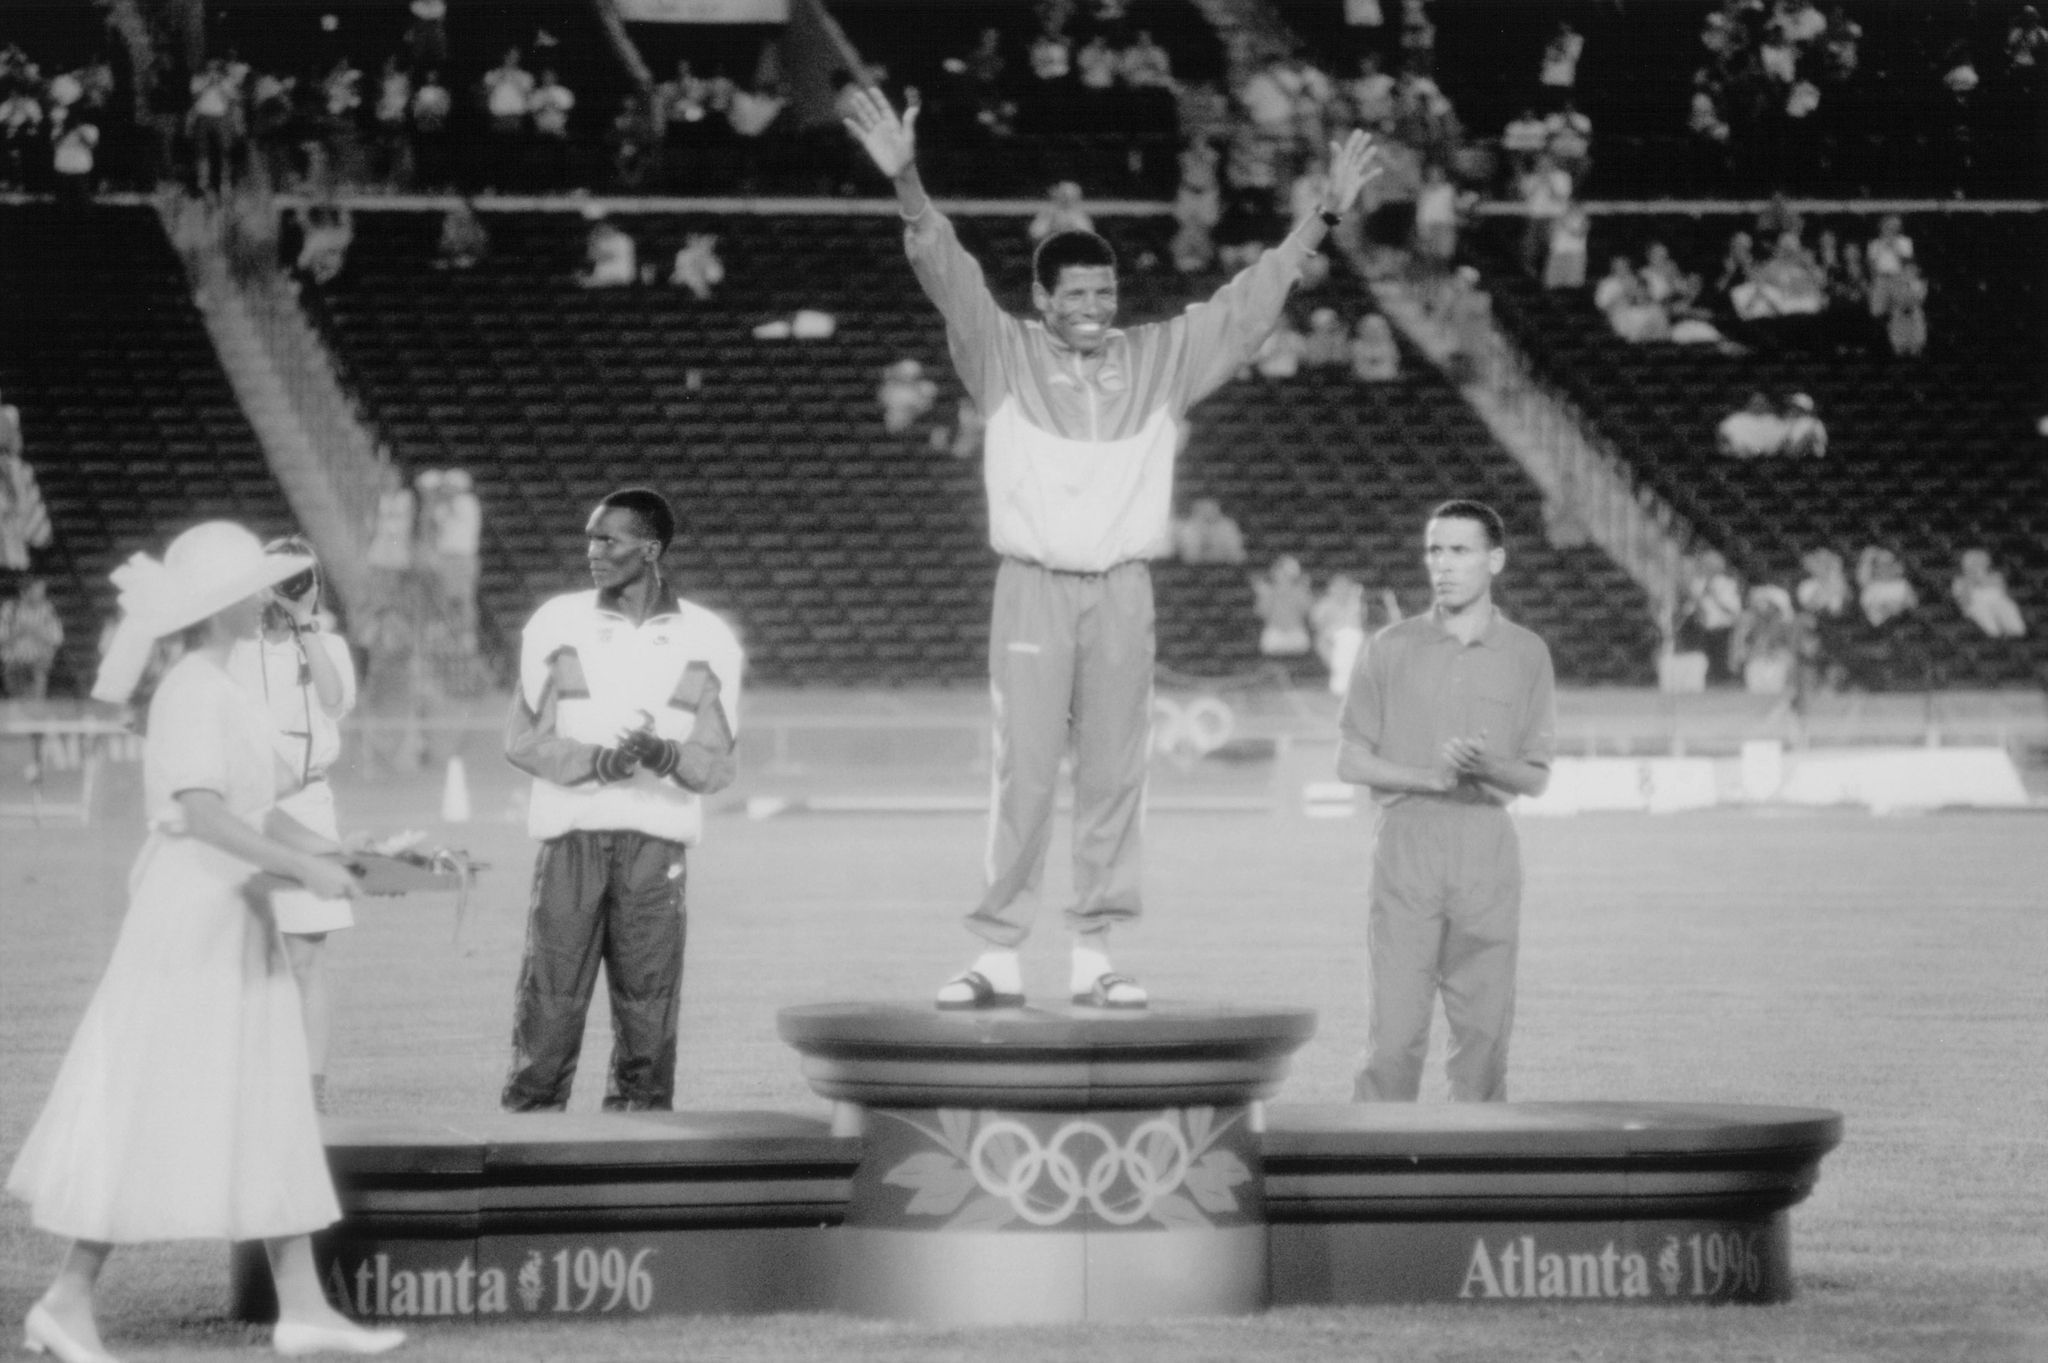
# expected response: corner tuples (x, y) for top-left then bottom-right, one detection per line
(617, 0), (789, 21)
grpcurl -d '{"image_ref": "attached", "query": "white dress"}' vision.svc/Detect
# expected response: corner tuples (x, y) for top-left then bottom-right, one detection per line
(5, 654), (341, 1242)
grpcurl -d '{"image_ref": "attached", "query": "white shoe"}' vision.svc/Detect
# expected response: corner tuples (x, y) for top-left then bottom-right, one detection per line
(23, 1303), (120, 1363)
(272, 1319), (406, 1357)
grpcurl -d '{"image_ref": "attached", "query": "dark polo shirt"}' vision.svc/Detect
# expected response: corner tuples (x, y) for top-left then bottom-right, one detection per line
(1339, 603), (1557, 807)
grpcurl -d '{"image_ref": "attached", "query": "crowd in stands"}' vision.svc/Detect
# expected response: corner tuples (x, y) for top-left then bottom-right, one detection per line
(0, 41), (120, 199)
(173, 4), (607, 196)
(0, 391), (59, 700)
(1551, 202), (1934, 359)
(1672, 538), (2028, 694)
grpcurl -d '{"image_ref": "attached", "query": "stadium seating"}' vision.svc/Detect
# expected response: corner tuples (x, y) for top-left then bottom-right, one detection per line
(1472, 211), (2046, 690)
(0, 205), (300, 694)
(305, 208), (1659, 687)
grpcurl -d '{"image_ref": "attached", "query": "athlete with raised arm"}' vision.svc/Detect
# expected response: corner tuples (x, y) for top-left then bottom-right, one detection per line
(844, 88), (1380, 1010)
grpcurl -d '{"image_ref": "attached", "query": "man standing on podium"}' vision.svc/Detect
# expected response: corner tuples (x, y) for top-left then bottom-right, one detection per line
(1338, 501), (1555, 1102)
(843, 88), (1381, 1010)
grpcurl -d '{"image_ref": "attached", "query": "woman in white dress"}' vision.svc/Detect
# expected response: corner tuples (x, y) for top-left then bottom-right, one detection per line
(228, 536), (358, 1113)
(7, 523), (404, 1362)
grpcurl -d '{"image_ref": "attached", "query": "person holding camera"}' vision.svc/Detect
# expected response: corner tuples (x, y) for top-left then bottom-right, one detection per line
(500, 488), (741, 1113)
(9, 523), (402, 1361)
(227, 534), (359, 1114)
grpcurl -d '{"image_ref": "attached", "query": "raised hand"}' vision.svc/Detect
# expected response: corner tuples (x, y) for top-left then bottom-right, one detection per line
(1321, 129), (1384, 218)
(842, 87), (920, 180)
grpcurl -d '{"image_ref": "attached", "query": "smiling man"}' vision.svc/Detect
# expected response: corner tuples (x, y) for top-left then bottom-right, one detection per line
(845, 89), (1381, 1010)
(501, 488), (741, 1112)
(1337, 501), (1556, 1103)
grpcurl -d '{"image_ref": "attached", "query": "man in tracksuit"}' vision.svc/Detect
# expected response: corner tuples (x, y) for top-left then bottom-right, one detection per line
(844, 89), (1380, 1009)
(501, 488), (741, 1111)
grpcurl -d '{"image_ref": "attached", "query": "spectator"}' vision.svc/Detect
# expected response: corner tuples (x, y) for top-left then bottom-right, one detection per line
(1717, 229), (1757, 294)
(1400, 0), (1437, 76)
(1354, 56), (1400, 132)
(1311, 573), (1367, 696)
(366, 56), (410, 178)
(1856, 546), (1918, 627)
(1543, 100), (1592, 180)
(1412, 163), (1461, 266)
(1797, 547), (1850, 616)
(1818, 4), (1862, 80)
(578, 212), (635, 287)
(1173, 498), (1247, 565)
(0, 578), (61, 698)
(1028, 181), (1093, 242)
(1252, 555), (1314, 656)
(1676, 549), (1743, 684)
(1302, 308), (1351, 368)
(1076, 36), (1119, 91)
(1729, 584), (1805, 694)
(668, 233), (724, 299)
(1781, 393), (1827, 456)
(656, 59), (708, 139)
(1951, 549), (2027, 638)
(1866, 214), (1914, 277)
(1594, 256), (1670, 343)
(1718, 392), (1787, 457)
(1732, 232), (1825, 319)
(1540, 21), (1585, 96)
(530, 68), (574, 141)
(1773, 0), (1827, 46)
(186, 57), (236, 194)
(50, 118), (98, 207)
(2009, 6), (2048, 78)
(294, 203), (354, 286)
(433, 199), (489, 270)
(1502, 105), (1547, 172)
(365, 461), (416, 583)
(0, 394), (46, 570)
(1877, 263), (1928, 356)
(1119, 31), (1173, 88)
(1030, 23), (1072, 82)
(1170, 143), (1220, 273)
(1640, 241), (1700, 307)
(1544, 205), (1589, 289)
(1518, 154), (1572, 276)
(1349, 314), (1401, 382)
(877, 359), (937, 434)
(425, 469), (482, 652)
(484, 47), (534, 138)
(249, 72), (298, 188)
(727, 78), (785, 139)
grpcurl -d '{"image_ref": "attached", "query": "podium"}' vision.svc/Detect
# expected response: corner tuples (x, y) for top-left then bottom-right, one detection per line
(270, 1002), (1842, 1325)
(779, 1001), (1317, 1324)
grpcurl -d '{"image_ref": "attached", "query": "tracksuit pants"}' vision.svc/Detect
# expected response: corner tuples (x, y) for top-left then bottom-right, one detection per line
(502, 829), (687, 1112)
(1355, 799), (1522, 1103)
(966, 558), (1153, 948)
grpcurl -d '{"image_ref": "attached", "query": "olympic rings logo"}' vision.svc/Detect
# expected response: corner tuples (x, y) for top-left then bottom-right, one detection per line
(966, 1116), (1192, 1227)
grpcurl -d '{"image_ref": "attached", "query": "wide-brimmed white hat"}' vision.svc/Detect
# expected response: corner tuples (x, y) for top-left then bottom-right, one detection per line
(92, 522), (314, 703)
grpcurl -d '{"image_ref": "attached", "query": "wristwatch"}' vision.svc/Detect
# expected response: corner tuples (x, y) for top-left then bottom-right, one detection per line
(1318, 208), (1342, 229)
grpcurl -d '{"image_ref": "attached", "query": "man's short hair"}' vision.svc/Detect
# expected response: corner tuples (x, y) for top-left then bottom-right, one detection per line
(1429, 499), (1507, 549)
(598, 487), (676, 551)
(1032, 230), (1118, 292)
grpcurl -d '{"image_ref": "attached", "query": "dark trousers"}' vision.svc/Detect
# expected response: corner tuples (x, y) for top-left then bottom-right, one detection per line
(502, 830), (687, 1111)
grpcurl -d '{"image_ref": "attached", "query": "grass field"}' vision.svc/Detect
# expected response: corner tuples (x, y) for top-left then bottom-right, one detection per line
(3, 756), (2045, 1362)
